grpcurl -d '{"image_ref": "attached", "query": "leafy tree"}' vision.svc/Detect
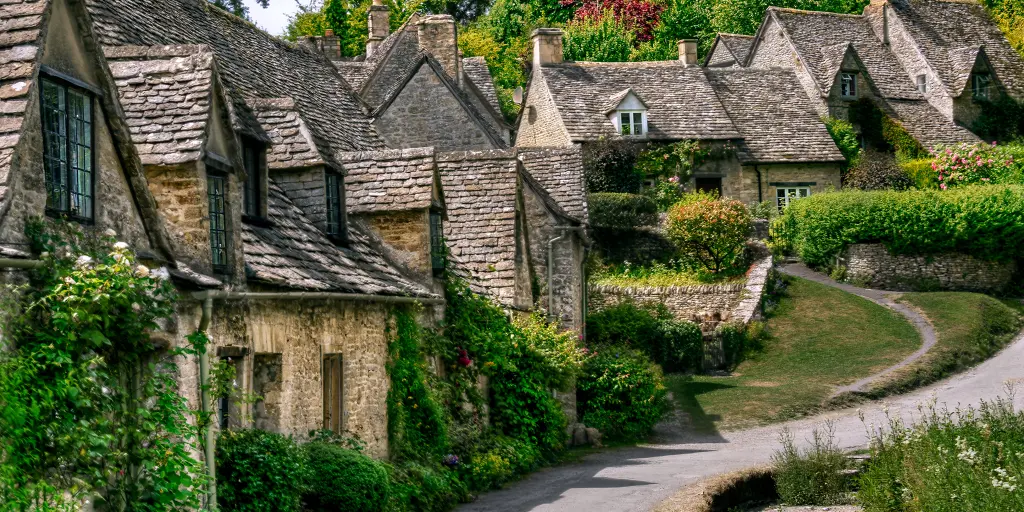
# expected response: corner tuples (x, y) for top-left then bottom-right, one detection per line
(210, 0), (269, 19)
(823, 116), (861, 164)
(666, 193), (752, 274)
(571, 0), (665, 42)
(564, 12), (636, 62)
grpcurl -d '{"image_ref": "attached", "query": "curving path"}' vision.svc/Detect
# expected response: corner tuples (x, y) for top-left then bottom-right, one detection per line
(458, 268), (1024, 512)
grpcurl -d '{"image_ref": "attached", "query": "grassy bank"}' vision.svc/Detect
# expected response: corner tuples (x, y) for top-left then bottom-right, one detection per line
(667, 276), (920, 432)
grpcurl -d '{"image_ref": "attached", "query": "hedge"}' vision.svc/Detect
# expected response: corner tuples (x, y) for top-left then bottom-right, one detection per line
(588, 192), (659, 229)
(303, 442), (390, 512)
(773, 185), (1024, 267)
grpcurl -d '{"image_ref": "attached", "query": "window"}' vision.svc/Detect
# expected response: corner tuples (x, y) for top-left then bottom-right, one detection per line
(840, 73), (857, 99)
(41, 78), (93, 220)
(217, 356), (241, 430)
(618, 111), (644, 136)
(916, 74), (927, 93)
(776, 187), (810, 212)
(242, 142), (262, 218)
(325, 172), (346, 242)
(207, 173), (229, 272)
(973, 73), (991, 100)
(430, 210), (444, 276)
(322, 354), (344, 433)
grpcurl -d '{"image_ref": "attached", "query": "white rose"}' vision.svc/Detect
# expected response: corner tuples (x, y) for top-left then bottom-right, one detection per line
(135, 265), (151, 278)
(75, 255), (93, 268)
(113, 241), (129, 250)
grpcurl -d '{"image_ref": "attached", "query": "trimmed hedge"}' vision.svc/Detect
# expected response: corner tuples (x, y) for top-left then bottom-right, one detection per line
(303, 442), (390, 512)
(217, 429), (307, 512)
(586, 300), (703, 373)
(577, 348), (667, 441)
(772, 185), (1024, 267)
(588, 192), (659, 229)
(845, 149), (913, 191)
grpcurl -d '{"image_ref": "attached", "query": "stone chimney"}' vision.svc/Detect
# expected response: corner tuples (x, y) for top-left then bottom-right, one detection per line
(679, 39), (698, 67)
(367, 0), (390, 57)
(417, 15), (460, 84)
(322, 29), (341, 59)
(532, 28), (563, 67)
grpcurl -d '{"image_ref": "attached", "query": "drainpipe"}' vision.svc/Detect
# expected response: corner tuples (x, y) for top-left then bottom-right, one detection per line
(547, 226), (585, 322)
(0, 258), (43, 269)
(197, 297), (216, 511)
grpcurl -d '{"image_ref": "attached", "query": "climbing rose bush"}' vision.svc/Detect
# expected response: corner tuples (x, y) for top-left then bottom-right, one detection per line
(665, 193), (752, 274)
(932, 142), (1022, 188)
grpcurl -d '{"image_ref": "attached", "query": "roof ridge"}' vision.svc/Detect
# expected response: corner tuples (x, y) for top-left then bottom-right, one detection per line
(718, 32), (755, 38)
(768, 6), (865, 17)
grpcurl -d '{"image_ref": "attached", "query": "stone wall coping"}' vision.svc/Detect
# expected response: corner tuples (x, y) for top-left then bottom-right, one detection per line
(588, 282), (746, 295)
(729, 255), (773, 325)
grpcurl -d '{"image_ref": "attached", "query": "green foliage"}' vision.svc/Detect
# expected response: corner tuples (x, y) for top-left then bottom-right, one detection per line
(588, 192), (659, 229)
(772, 185), (1024, 266)
(577, 348), (667, 441)
(772, 424), (850, 506)
(563, 12), (636, 62)
(592, 258), (743, 287)
(845, 149), (914, 191)
(716, 321), (757, 368)
(284, 0), (420, 55)
(823, 116), (861, 164)
(666, 192), (753, 274)
(217, 429), (307, 512)
(881, 117), (928, 161)
(387, 461), (467, 512)
(303, 442), (390, 512)
(747, 200), (779, 221)
(634, 141), (720, 205)
(972, 94), (1024, 142)
(849, 99), (927, 161)
(582, 139), (647, 193)
(0, 223), (205, 510)
(901, 158), (938, 189)
(585, 300), (703, 372)
(459, 435), (542, 490)
(209, 0), (267, 19)
(387, 308), (448, 463)
(858, 398), (1024, 511)
(642, 177), (687, 211)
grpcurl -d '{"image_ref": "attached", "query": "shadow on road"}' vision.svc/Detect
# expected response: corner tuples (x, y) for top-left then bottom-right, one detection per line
(657, 377), (733, 444)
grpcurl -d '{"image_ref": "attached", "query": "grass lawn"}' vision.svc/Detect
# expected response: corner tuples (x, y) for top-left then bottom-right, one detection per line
(863, 292), (1023, 397)
(666, 276), (920, 433)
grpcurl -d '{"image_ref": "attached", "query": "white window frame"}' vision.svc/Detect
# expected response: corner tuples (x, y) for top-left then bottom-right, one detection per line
(776, 187), (811, 212)
(840, 72), (857, 99)
(916, 74), (927, 93)
(972, 73), (991, 100)
(616, 110), (647, 137)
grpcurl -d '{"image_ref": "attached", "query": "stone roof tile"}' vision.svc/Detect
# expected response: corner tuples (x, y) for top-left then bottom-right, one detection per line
(462, 56), (501, 113)
(248, 97), (325, 169)
(339, 147), (438, 213)
(719, 33), (754, 64)
(518, 147), (588, 222)
(885, 99), (981, 147)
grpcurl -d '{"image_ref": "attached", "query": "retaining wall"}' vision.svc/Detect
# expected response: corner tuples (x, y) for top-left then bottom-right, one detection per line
(843, 243), (1017, 293)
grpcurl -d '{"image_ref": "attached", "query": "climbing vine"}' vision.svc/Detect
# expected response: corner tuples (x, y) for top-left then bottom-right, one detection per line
(0, 221), (206, 511)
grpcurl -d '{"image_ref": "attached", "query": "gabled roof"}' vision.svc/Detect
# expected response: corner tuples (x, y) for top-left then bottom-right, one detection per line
(706, 69), (845, 163)
(339, 147), (442, 214)
(357, 13), (424, 107)
(765, 7), (921, 99)
(518, 148), (588, 223)
(601, 88), (647, 114)
(0, 0), (44, 232)
(886, 0), (1024, 98)
(86, 0), (385, 166)
(884, 99), (980, 147)
(462, 56), (502, 114)
(436, 149), (520, 305)
(104, 45), (221, 166)
(242, 179), (433, 296)
(947, 45), (986, 97)
(704, 33), (755, 67)
(248, 97), (325, 169)
(538, 61), (741, 141)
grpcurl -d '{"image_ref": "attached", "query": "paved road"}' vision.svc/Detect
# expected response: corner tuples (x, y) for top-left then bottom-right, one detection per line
(459, 292), (1024, 512)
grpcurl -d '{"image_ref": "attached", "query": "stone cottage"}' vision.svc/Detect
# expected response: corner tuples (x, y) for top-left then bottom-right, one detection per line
(515, 29), (845, 207)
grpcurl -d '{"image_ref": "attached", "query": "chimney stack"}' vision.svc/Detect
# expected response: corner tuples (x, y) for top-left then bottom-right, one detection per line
(367, 0), (390, 57)
(532, 28), (563, 67)
(417, 15), (460, 84)
(679, 39), (698, 67)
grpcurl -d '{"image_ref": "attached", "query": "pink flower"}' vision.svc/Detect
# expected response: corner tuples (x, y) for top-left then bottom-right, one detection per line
(940, 183), (948, 190)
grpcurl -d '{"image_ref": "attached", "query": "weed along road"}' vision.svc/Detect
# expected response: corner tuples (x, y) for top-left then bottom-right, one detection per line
(458, 331), (1024, 512)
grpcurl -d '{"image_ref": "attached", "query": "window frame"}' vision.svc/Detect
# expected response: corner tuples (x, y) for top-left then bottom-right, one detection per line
(840, 72), (857, 99)
(39, 74), (96, 223)
(206, 169), (230, 274)
(324, 170), (348, 244)
(776, 186), (811, 212)
(322, 353), (344, 433)
(617, 110), (646, 137)
(241, 139), (264, 220)
(972, 73), (992, 100)
(916, 74), (927, 94)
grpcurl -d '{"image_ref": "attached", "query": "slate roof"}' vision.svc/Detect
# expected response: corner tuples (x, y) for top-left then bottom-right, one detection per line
(339, 147), (439, 214)
(436, 150), (519, 305)
(248, 97), (325, 170)
(104, 45), (218, 166)
(886, 0), (1024, 98)
(706, 69), (845, 163)
(358, 13), (423, 107)
(539, 61), (741, 141)
(885, 99), (981, 147)
(768, 8), (922, 99)
(518, 148), (589, 222)
(705, 33), (755, 67)
(242, 179), (432, 296)
(0, 0), (44, 239)
(462, 56), (501, 114)
(333, 60), (373, 90)
(86, 0), (385, 168)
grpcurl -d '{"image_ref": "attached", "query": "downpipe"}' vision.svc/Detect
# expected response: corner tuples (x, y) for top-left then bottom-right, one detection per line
(197, 296), (216, 511)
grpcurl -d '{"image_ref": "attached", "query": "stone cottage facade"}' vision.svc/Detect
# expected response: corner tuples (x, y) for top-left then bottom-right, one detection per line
(516, 30), (845, 207)
(0, 0), (589, 462)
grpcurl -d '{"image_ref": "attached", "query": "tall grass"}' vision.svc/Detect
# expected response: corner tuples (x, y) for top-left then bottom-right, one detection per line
(772, 422), (851, 505)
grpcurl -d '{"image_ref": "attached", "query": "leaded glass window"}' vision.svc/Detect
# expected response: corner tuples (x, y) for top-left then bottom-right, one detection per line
(207, 174), (228, 272)
(242, 142), (261, 217)
(41, 78), (93, 220)
(430, 210), (444, 275)
(325, 172), (345, 241)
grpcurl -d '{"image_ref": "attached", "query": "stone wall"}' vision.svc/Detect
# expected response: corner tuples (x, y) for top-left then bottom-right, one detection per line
(272, 166), (328, 229)
(514, 76), (573, 148)
(842, 243), (1017, 292)
(355, 210), (435, 287)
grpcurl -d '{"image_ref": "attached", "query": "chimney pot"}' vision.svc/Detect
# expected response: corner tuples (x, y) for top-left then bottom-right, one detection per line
(679, 39), (698, 67)
(532, 28), (564, 67)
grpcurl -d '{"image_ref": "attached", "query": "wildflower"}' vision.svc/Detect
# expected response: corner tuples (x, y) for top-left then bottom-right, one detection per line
(75, 255), (93, 268)
(113, 241), (129, 250)
(135, 265), (150, 277)
(132, 303), (141, 313)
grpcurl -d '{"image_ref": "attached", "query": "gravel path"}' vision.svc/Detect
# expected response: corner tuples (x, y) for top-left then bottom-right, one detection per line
(458, 273), (1024, 512)
(778, 263), (937, 395)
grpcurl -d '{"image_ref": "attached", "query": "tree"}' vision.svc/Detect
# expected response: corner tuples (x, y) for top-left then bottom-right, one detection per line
(563, 12), (636, 62)
(666, 193), (752, 274)
(210, 0), (269, 19)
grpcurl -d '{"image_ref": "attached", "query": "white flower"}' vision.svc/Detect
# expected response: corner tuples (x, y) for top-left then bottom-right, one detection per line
(74, 255), (93, 268)
(103, 228), (117, 237)
(39, 251), (49, 259)
(135, 265), (151, 278)
(63, 277), (75, 285)
(131, 303), (141, 313)
(151, 267), (170, 281)
(113, 241), (129, 250)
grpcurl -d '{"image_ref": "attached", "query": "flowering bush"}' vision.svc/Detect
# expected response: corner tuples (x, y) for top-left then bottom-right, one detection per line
(665, 193), (752, 274)
(569, 0), (664, 42)
(932, 142), (1024, 188)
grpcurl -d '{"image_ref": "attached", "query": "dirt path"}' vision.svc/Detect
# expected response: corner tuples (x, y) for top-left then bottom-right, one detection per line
(777, 263), (937, 395)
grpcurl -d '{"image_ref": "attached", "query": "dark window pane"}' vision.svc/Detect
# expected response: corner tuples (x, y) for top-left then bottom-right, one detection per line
(430, 211), (444, 275)
(243, 143), (260, 216)
(208, 174), (228, 271)
(325, 173), (343, 238)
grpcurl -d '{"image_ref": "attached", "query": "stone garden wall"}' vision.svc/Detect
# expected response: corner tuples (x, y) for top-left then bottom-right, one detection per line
(842, 243), (1017, 293)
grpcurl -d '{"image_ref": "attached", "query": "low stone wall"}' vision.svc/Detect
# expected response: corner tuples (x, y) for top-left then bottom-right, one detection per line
(842, 243), (1017, 293)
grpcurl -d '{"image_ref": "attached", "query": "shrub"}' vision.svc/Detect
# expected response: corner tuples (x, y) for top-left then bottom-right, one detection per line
(588, 192), (659, 229)
(823, 116), (860, 164)
(303, 442), (389, 512)
(577, 348), (667, 441)
(845, 149), (914, 191)
(666, 193), (752, 274)
(772, 424), (850, 506)
(585, 300), (703, 372)
(387, 461), (467, 512)
(773, 185), (1024, 266)
(217, 429), (307, 512)
(582, 139), (646, 193)
(747, 200), (779, 221)
(461, 436), (541, 491)
(932, 142), (1024, 188)
(642, 177), (686, 211)
(563, 12), (636, 62)
(900, 157), (937, 189)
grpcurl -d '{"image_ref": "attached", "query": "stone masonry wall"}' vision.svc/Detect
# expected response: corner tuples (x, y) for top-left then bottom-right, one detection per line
(374, 64), (497, 151)
(515, 75), (573, 148)
(843, 243), (1017, 292)
(521, 180), (584, 332)
(272, 166), (327, 229)
(356, 210), (434, 285)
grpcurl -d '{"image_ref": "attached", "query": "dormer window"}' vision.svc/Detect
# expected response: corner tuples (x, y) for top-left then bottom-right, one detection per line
(325, 171), (347, 244)
(972, 73), (991, 100)
(41, 77), (94, 222)
(207, 172), (229, 273)
(916, 74), (927, 93)
(619, 111), (645, 136)
(241, 140), (264, 218)
(840, 72), (857, 99)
